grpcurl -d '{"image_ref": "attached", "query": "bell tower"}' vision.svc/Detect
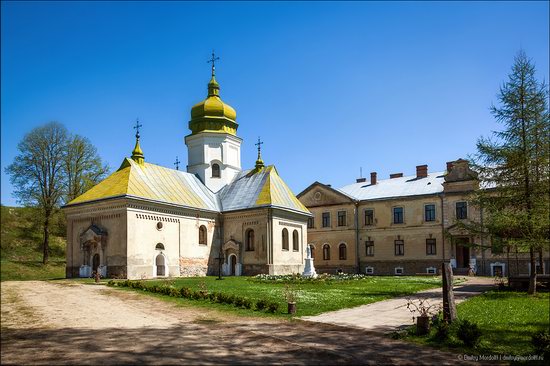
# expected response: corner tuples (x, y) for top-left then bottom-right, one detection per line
(184, 52), (242, 192)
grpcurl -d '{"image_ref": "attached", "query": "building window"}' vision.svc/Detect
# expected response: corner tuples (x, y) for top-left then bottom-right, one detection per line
(395, 267), (404, 275)
(245, 229), (255, 251)
(322, 212), (331, 228)
(424, 204), (436, 222)
(426, 238), (436, 255)
(394, 240), (404, 256)
(364, 209), (374, 226)
(322, 244), (330, 260)
(282, 228), (289, 250)
(365, 266), (374, 275)
(310, 245), (316, 259)
(155, 243), (165, 251)
(366, 241), (374, 256)
(307, 217), (314, 229)
(156, 221), (164, 231)
(199, 225), (207, 245)
(339, 243), (347, 260)
(337, 211), (347, 226)
(393, 207), (404, 224)
(292, 230), (299, 251)
(426, 267), (437, 274)
(211, 163), (220, 178)
(456, 201), (468, 219)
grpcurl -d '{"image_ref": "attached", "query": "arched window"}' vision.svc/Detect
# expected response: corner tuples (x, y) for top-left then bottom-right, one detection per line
(310, 244), (316, 259)
(323, 244), (330, 260)
(155, 243), (165, 251)
(339, 243), (347, 260)
(246, 229), (255, 251)
(292, 230), (299, 251)
(199, 225), (207, 245)
(282, 228), (289, 250)
(212, 163), (220, 178)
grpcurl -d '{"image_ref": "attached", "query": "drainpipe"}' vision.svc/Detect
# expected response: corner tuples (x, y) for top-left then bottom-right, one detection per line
(440, 193), (446, 262)
(355, 202), (360, 274)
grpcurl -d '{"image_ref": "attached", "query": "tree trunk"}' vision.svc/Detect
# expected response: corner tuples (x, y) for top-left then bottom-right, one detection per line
(538, 249), (544, 274)
(43, 216), (50, 264)
(528, 247), (537, 295)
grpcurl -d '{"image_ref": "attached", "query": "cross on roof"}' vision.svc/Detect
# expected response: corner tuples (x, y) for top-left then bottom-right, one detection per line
(174, 156), (181, 170)
(255, 136), (264, 155)
(133, 119), (142, 139)
(207, 50), (220, 77)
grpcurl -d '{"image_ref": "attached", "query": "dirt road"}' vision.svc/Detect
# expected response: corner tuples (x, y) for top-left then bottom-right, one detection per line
(1, 281), (467, 365)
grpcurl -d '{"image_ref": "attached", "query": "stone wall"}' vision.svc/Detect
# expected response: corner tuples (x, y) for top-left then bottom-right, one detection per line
(179, 257), (209, 277)
(359, 260), (442, 275)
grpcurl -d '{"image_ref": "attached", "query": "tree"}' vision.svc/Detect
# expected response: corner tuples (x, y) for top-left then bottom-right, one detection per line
(64, 135), (109, 202)
(6, 122), (109, 264)
(473, 50), (550, 294)
(6, 122), (68, 264)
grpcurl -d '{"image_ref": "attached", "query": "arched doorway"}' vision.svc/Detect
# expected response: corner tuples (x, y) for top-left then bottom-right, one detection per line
(92, 253), (100, 273)
(229, 254), (237, 276)
(156, 254), (166, 276)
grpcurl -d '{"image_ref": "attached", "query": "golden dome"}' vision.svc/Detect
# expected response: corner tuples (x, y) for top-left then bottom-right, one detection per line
(189, 76), (238, 135)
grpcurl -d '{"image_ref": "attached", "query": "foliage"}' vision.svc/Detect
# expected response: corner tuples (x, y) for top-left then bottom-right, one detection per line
(470, 50), (550, 293)
(404, 290), (550, 356)
(5, 122), (109, 264)
(253, 273), (402, 283)
(255, 299), (268, 311)
(432, 321), (450, 342)
(283, 283), (299, 303)
(456, 319), (482, 347)
(531, 330), (550, 358)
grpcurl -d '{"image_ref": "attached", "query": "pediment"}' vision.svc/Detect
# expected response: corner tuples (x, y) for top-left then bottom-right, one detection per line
(80, 225), (107, 245)
(223, 239), (240, 252)
(298, 182), (354, 207)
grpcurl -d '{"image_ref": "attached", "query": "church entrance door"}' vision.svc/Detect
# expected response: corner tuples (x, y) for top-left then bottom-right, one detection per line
(92, 254), (100, 273)
(156, 254), (165, 276)
(230, 254), (237, 276)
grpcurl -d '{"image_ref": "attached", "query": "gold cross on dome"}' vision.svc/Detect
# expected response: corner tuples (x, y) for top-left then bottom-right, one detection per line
(207, 50), (220, 77)
(133, 119), (143, 138)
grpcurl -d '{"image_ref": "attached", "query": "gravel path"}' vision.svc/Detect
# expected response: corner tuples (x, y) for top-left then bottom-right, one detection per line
(1, 280), (477, 365)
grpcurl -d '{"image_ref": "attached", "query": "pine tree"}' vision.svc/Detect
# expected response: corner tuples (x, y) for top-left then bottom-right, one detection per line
(474, 50), (550, 294)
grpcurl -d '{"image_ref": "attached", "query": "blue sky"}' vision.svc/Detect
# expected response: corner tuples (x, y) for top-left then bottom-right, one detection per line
(1, 1), (549, 206)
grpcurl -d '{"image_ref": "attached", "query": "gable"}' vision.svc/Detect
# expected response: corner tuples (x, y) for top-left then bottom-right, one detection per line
(298, 182), (354, 208)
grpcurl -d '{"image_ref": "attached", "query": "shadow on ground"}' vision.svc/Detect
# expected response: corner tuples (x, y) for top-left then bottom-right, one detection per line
(1, 321), (467, 365)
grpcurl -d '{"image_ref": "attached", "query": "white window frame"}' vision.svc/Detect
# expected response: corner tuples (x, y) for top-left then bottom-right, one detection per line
(426, 267), (437, 274)
(365, 266), (374, 275)
(490, 262), (506, 277)
(394, 267), (404, 275)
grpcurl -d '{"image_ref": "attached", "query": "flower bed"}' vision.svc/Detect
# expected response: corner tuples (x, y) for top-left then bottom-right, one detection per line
(251, 273), (372, 283)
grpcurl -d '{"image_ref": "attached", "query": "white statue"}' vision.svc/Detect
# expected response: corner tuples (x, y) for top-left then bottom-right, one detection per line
(302, 244), (317, 278)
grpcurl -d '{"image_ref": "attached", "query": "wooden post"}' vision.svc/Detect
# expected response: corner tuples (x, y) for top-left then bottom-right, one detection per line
(442, 261), (457, 323)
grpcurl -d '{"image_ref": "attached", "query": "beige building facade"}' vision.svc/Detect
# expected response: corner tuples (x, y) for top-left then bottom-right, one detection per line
(299, 160), (549, 276)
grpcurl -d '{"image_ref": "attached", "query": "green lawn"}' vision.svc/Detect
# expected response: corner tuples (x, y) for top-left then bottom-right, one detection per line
(0, 259), (66, 281)
(404, 290), (550, 356)
(115, 276), (441, 317)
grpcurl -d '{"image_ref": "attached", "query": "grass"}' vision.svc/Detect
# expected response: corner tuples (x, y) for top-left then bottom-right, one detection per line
(1, 205), (66, 281)
(403, 290), (550, 356)
(113, 275), (442, 317)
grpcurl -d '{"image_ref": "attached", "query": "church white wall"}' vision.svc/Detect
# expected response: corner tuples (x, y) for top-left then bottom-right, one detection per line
(185, 132), (242, 192)
(64, 199), (128, 278)
(178, 213), (219, 277)
(270, 209), (307, 275)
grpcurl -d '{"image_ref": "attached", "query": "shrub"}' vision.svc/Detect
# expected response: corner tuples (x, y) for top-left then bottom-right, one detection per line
(169, 288), (180, 297)
(107, 280), (114, 286)
(432, 321), (450, 342)
(224, 294), (236, 305)
(457, 320), (482, 347)
(531, 330), (550, 358)
(256, 299), (268, 311)
(241, 298), (253, 309)
(267, 302), (279, 313)
(180, 287), (192, 298)
(234, 297), (244, 308)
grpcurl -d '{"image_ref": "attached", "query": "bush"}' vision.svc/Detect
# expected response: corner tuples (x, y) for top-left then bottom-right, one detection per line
(107, 280), (114, 286)
(180, 287), (192, 298)
(169, 288), (180, 297)
(457, 320), (482, 347)
(241, 298), (253, 309)
(267, 302), (279, 313)
(256, 299), (268, 311)
(432, 321), (450, 342)
(531, 330), (550, 357)
(224, 294), (236, 305)
(234, 297), (245, 308)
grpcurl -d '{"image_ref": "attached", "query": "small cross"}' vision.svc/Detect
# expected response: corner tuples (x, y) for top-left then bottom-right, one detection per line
(255, 136), (264, 155)
(207, 50), (220, 77)
(133, 119), (143, 139)
(174, 156), (181, 170)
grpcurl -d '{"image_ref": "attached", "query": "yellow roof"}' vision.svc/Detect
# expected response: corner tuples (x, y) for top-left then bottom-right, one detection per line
(66, 158), (219, 211)
(218, 165), (310, 214)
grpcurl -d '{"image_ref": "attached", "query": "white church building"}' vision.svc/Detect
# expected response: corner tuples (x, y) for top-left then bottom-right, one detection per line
(63, 63), (311, 279)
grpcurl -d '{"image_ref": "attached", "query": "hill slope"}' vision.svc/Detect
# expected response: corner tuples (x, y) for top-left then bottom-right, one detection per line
(1, 205), (66, 281)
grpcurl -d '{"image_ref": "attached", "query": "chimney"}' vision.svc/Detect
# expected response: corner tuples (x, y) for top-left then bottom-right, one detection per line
(370, 172), (377, 185)
(356, 178), (366, 183)
(446, 161), (454, 172)
(390, 173), (403, 179)
(416, 164), (428, 179)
